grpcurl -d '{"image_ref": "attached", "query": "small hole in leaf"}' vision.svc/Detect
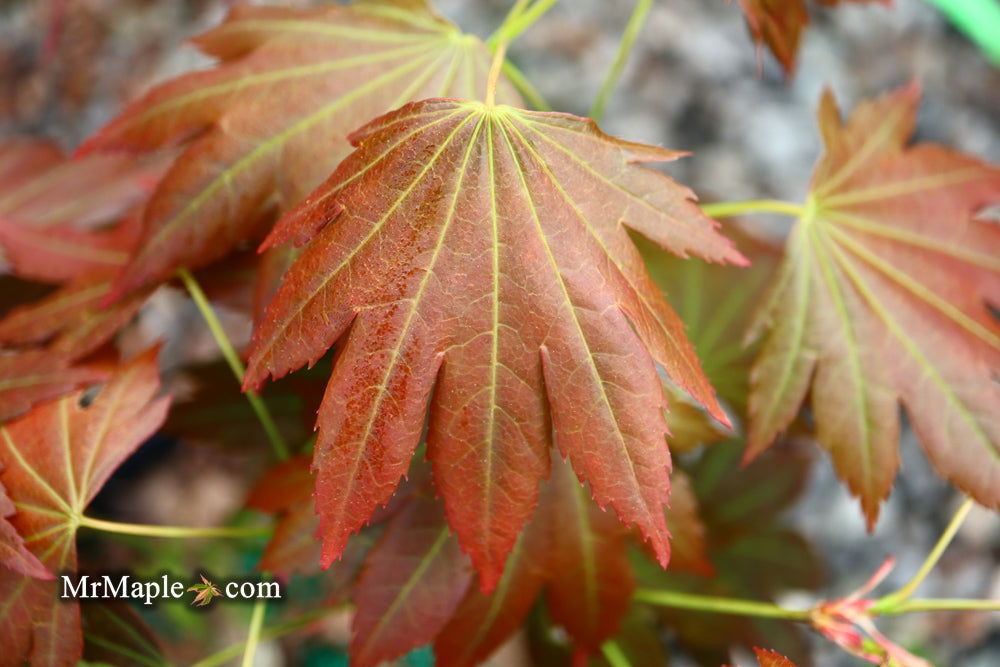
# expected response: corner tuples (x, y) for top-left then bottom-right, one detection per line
(78, 384), (103, 408)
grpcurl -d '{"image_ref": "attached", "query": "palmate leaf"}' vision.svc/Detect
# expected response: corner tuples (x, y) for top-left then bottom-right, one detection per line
(746, 84), (1000, 526)
(80, 0), (519, 301)
(0, 351), (169, 666)
(0, 351), (109, 423)
(735, 0), (891, 74)
(245, 97), (744, 588)
(0, 272), (152, 422)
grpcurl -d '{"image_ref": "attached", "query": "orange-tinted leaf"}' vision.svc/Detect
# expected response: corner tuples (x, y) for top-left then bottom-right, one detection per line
(80, 1), (519, 300)
(540, 458), (635, 655)
(0, 276), (151, 361)
(664, 470), (712, 576)
(350, 493), (472, 667)
(0, 351), (169, 666)
(246, 98), (744, 588)
(735, 0), (891, 74)
(0, 215), (136, 284)
(246, 455), (320, 575)
(434, 527), (546, 667)
(0, 477), (50, 579)
(0, 138), (159, 233)
(746, 83), (1000, 527)
(0, 350), (108, 422)
(752, 646), (800, 667)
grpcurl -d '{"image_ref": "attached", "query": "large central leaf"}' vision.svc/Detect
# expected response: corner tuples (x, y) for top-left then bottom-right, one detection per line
(246, 99), (745, 588)
(81, 0), (518, 300)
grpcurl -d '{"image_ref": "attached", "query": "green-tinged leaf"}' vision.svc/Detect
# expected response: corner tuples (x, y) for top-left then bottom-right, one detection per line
(746, 83), (1000, 527)
(641, 226), (782, 418)
(640, 442), (821, 665)
(81, 603), (166, 667)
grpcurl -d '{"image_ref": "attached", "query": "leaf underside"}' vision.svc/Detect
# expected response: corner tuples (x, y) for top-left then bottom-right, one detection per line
(747, 83), (1000, 527)
(80, 0), (520, 301)
(246, 97), (744, 589)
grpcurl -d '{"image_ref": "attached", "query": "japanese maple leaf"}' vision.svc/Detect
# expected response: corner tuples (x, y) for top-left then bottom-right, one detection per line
(188, 575), (223, 607)
(245, 97), (745, 588)
(0, 350), (109, 423)
(245, 456), (321, 576)
(80, 0), (519, 301)
(735, 0), (891, 74)
(351, 493), (473, 667)
(0, 138), (161, 235)
(0, 273), (151, 422)
(0, 351), (169, 666)
(746, 83), (1000, 526)
(354, 455), (645, 666)
(0, 477), (49, 579)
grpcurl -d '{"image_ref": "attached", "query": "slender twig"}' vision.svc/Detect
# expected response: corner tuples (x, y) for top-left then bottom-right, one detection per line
(700, 199), (806, 219)
(634, 589), (811, 621)
(874, 498), (975, 612)
(590, 0), (653, 122)
(190, 607), (341, 667)
(601, 640), (633, 667)
(177, 267), (290, 460)
(489, 0), (532, 47)
(240, 598), (268, 667)
(486, 41), (508, 106)
(488, 0), (560, 47)
(885, 598), (1000, 615)
(78, 515), (270, 540)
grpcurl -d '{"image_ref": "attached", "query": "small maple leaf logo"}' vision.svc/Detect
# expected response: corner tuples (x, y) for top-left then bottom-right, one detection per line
(187, 575), (222, 607)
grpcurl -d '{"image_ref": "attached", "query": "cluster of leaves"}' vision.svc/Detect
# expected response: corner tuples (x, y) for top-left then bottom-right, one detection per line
(0, 0), (997, 665)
